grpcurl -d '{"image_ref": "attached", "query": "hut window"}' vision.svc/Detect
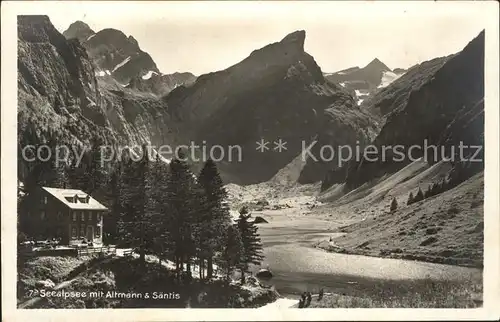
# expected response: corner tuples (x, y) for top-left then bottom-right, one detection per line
(72, 212), (77, 221)
(71, 226), (77, 238)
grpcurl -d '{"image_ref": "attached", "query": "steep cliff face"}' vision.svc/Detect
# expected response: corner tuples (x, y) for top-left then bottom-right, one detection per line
(17, 16), (180, 179)
(165, 30), (377, 184)
(18, 15), (108, 145)
(63, 23), (159, 84)
(322, 30), (484, 191)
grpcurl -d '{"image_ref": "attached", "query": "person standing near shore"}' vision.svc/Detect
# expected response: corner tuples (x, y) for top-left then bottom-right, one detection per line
(306, 292), (312, 307)
(300, 292), (307, 308)
(318, 288), (324, 301)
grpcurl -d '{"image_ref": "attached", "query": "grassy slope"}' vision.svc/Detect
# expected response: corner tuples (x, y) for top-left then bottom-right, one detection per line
(316, 170), (483, 267)
(298, 277), (482, 308)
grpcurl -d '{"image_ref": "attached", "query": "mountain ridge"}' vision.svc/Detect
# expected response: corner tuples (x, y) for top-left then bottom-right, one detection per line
(324, 57), (404, 105)
(322, 30), (485, 192)
(165, 29), (377, 184)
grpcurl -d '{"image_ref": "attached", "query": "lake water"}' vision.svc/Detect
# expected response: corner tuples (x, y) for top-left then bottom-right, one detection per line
(250, 211), (482, 298)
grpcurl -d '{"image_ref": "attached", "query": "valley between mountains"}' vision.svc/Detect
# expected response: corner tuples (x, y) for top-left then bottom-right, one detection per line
(17, 15), (484, 308)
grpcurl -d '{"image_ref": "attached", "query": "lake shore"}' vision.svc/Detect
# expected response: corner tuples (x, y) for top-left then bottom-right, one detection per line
(246, 203), (482, 305)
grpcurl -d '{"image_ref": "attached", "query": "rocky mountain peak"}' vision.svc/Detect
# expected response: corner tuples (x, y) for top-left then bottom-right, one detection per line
(128, 35), (139, 47)
(324, 57), (394, 102)
(63, 20), (95, 42)
(280, 30), (306, 49)
(87, 28), (135, 50)
(247, 30), (307, 66)
(63, 24), (160, 83)
(365, 58), (390, 73)
(331, 30), (485, 191)
(164, 29), (375, 184)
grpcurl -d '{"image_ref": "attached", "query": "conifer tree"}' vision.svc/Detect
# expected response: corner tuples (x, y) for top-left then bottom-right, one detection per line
(235, 208), (264, 283)
(414, 187), (424, 202)
(218, 224), (243, 280)
(190, 183), (210, 279)
(149, 153), (174, 266)
(407, 192), (414, 205)
(197, 159), (232, 279)
(165, 154), (198, 280)
(390, 197), (398, 212)
(117, 144), (153, 265)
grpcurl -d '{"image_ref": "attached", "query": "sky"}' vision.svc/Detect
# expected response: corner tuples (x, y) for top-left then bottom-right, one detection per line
(17, 1), (490, 75)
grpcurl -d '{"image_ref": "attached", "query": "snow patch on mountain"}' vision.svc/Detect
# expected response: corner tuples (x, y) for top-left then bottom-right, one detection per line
(86, 97), (96, 106)
(142, 70), (159, 80)
(378, 70), (404, 89)
(112, 56), (131, 72)
(96, 70), (112, 77)
(354, 89), (370, 106)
